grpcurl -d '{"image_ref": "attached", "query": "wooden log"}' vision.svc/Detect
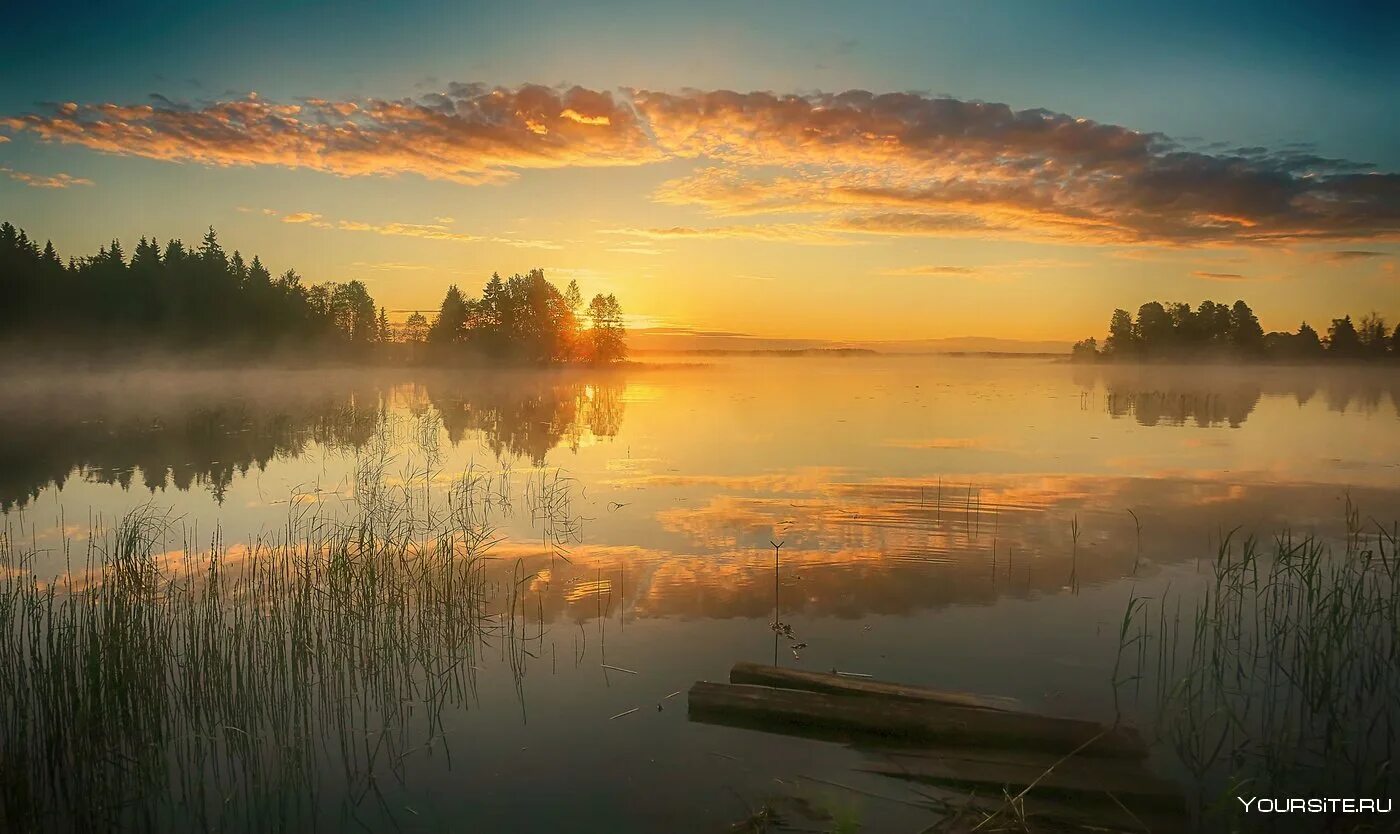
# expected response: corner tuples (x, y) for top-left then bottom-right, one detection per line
(860, 748), (1184, 810)
(943, 791), (1178, 833)
(688, 682), (1146, 758)
(730, 663), (1020, 712)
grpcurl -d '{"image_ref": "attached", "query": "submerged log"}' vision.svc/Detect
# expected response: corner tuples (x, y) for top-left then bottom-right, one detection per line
(730, 662), (1021, 712)
(688, 681), (1146, 758)
(935, 790), (1180, 833)
(860, 748), (1183, 810)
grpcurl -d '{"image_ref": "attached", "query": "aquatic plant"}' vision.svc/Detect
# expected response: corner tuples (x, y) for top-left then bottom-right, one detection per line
(0, 444), (575, 831)
(1116, 499), (1400, 826)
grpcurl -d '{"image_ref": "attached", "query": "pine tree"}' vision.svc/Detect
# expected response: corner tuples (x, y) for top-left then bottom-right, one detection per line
(377, 306), (391, 342)
(429, 285), (469, 345)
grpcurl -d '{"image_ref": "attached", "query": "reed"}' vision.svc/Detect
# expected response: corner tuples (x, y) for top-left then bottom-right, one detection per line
(0, 423), (568, 832)
(1115, 498), (1400, 824)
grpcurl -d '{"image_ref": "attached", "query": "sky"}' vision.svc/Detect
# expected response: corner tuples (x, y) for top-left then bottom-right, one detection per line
(2, 0), (1397, 342)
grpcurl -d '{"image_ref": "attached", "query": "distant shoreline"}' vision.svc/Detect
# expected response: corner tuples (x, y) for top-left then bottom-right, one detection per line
(632, 347), (1068, 358)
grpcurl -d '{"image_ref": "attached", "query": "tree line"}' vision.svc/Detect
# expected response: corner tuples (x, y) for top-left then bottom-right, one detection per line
(0, 220), (625, 362)
(415, 270), (626, 363)
(1073, 299), (1399, 362)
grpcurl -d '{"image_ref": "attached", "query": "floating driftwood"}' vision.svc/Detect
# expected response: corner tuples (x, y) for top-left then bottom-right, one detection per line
(693, 664), (1183, 832)
(918, 789), (1180, 834)
(730, 661), (1022, 712)
(689, 681), (1145, 757)
(693, 665), (1182, 831)
(860, 747), (1181, 809)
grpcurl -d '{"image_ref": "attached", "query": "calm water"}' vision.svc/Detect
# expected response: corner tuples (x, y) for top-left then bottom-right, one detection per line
(4, 356), (1398, 831)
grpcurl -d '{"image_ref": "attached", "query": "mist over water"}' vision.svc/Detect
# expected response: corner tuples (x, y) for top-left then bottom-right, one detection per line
(3, 355), (1397, 831)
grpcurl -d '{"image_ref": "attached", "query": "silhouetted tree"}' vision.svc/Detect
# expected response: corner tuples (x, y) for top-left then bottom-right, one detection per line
(1103, 309), (1136, 356)
(1134, 302), (1174, 356)
(1074, 298), (1395, 363)
(376, 307), (391, 342)
(478, 272), (507, 355)
(429, 285), (470, 345)
(403, 312), (429, 344)
(0, 220), (380, 353)
(1197, 301), (1233, 347)
(1265, 321), (1326, 359)
(1327, 316), (1361, 357)
(0, 220), (629, 364)
(1228, 300), (1264, 355)
(1358, 312), (1390, 357)
(1297, 322), (1323, 354)
(586, 293), (626, 362)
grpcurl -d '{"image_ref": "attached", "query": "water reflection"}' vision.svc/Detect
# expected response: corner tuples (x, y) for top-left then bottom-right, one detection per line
(0, 371), (625, 510)
(1073, 363), (1400, 426)
(429, 374), (625, 464)
(493, 474), (1400, 625)
(3, 357), (1399, 833)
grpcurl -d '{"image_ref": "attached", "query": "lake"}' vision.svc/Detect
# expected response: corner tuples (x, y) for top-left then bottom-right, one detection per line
(3, 355), (1398, 832)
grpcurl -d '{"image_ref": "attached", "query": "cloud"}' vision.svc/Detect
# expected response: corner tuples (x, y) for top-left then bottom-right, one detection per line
(280, 211), (323, 224)
(1, 167), (93, 189)
(1192, 270), (1249, 281)
(1313, 249), (1388, 262)
(880, 264), (980, 277)
(879, 256), (1084, 279)
(1108, 248), (1167, 261)
(4, 84), (1397, 246)
(351, 261), (432, 271)
(605, 245), (666, 255)
(601, 223), (859, 245)
(0, 85), (658, 185)
(269, 209), (561, 249)
(633, 89), (1399, 246)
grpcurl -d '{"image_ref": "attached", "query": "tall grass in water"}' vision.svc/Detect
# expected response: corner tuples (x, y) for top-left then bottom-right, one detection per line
(0, 427), (562, 832)
(1118, 500), (1399, 825)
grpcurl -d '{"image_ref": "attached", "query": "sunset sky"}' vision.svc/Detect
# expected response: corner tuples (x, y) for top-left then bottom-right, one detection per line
(2, 0), (1397, 342)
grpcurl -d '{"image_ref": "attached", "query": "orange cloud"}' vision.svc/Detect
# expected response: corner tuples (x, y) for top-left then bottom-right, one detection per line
(5, 84), (1397, 246)
(281, 211), (323, 224)
(1, 85), (657, 185)
(600, 223), (859, 245)
(267, 209), (561, 249)
(604, 245), (666, 255)
(879, 265), (981, 277)
(560, 108), (610, 126)
(350, 260), (432, 271)
(1, 167), (93, 188)
(633, 89), (1400, 246)
(1191, 270), (1249, 281)
(1312, 249), (1388, 262)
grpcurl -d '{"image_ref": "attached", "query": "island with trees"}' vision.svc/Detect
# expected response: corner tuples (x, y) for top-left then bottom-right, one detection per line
(1072, 299), (1398, 363)
(0, 220), (626, 364)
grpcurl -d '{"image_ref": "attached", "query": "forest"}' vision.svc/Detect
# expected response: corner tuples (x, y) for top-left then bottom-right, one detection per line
(0, 221), (626, 363)
(1072, 299), (1399, 362)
